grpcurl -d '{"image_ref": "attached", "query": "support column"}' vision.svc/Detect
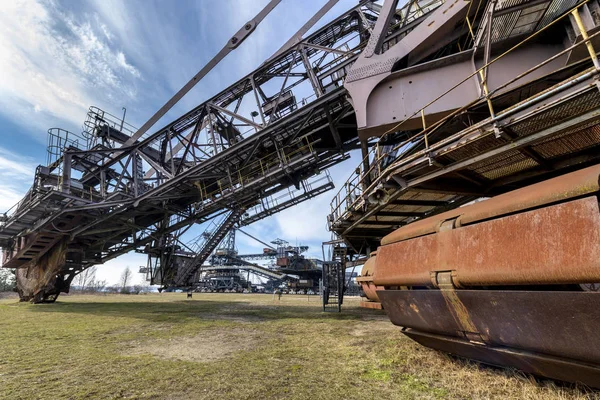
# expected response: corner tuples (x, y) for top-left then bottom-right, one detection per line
(360, 139), (371, 191)
(15, 238), (70, 303)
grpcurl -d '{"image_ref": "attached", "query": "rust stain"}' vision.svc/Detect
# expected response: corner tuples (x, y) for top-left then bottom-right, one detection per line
(440, 288), (478, 336)
(358, 253), (383, 303)
(374, 196), (600, 287)
(381, 164), (600, 246)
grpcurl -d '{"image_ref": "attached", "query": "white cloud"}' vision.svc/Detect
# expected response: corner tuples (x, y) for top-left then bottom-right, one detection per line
(99, 21), (114, 43)
(0, 146), (37, 212)
(0, 0), (142, 138)
(274, 194), (331, 242)
(273, 152), (358, 242)
(116, 51), (140, 78)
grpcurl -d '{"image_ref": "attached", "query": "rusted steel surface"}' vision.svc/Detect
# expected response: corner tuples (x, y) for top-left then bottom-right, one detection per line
(377, 289), (462, 336)
(403, 328), (600, 389)
(378, 289), (600, 363)
(374, 196), (600, 287)
(359, 301), (384, 310)
(356, 253), (383, 303)
(460, 290), (600, 364)
(16, 238), (69, 303)
(436, 273), (481, 340)
(378, 289), (600, 388)
(381, 164), (600, 246)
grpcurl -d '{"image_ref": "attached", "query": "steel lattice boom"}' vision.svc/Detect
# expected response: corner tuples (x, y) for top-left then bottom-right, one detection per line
(0, 0), (388, 300)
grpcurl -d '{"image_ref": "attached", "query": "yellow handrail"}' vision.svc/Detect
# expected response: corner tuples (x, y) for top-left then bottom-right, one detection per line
(330, 0), (596, 221)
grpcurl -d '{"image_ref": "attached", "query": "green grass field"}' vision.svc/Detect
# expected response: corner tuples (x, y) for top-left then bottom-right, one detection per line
(0, 293), (597, 399)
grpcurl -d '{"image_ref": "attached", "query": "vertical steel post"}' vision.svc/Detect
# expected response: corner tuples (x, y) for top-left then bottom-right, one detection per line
(572, 7), (600, 70)
(132, 150), (139, 197)
(360, 140), (371, 191)
(300, 46), (323, 97)
(62, 152), (71, 193)
(120, 107), (127, 132)
(100, 169), (106, 199)
(250, 76), (267, 126)
(480, 6), (496, 118)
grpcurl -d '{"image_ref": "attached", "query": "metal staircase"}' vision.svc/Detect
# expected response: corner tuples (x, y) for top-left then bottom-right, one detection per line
(322, 240), (347, 312)
(174, 209), (242, 286)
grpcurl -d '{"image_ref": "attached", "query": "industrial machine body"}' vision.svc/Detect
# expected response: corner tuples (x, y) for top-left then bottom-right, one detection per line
(330, 0), (600, 388)
(359, 166), (600, 386)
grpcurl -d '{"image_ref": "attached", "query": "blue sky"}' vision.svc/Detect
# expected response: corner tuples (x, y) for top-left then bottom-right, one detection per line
(0, 0), (360, 284)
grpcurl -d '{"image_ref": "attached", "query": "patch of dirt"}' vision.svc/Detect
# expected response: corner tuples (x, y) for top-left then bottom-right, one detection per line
(350, 320), (397, 337)
(127, 328), (264, 362)
(357, 312), (390, 322)
(0, 292), (18, 300)
(198, 313), (265, 323)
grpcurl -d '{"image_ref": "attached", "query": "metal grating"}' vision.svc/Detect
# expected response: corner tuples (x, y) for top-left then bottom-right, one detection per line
(490, 12), (521, 43)
(468, 149), (539, 180)
(509, 88), (600, 137)
(479, 0), (583, 44)
(531, 122), (600, 158)
(495, 0), (532, 11)
(439, 133), (510, 163)
(537, 0), (581, 29)
(383, 204), (436, 213)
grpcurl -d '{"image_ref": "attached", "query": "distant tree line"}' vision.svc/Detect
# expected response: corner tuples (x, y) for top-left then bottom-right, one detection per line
(0, 266), (152, 295)
(73, 266), (152, 295)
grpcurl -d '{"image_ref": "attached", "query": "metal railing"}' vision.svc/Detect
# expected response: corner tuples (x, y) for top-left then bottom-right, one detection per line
(46, 128), (88, 167)
(194, 136), (319, 206)
(329, 0), (599, 227)
(243, 170), (333, 223)
(83, 106), (138, 146)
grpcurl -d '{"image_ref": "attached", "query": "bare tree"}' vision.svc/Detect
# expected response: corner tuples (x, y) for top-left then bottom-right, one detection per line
(132, 285), (143, 294)
(89, 279), (107, 293)
(120, 267), (132, 292)
(0, 269), (15, 292)
(75, 266), (97, 291)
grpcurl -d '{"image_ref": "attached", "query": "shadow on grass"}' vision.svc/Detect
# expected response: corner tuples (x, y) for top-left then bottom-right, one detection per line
(22, 296), (386, 325)
(443, 353), (600, 395)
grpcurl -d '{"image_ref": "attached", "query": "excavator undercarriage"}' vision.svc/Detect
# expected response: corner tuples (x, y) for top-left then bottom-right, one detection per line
(359, 165), (600, 387)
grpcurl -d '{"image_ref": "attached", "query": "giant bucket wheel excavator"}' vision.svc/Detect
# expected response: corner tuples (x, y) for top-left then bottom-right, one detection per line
(2, 0), (600, 388)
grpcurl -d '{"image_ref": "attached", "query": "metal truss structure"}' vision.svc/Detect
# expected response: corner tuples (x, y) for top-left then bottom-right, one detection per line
(330, 0), (600, 252)
(1, 0), (452, 302)
(0, 0), (389, 301)
(140, 228), (321, 293)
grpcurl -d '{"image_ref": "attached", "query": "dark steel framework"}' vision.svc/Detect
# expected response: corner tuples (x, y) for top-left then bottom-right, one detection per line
(330, 0), (600, 253)
(3, 0), (440, 301)
(0, 2), (358, 291)
(140, 228), (322, 293)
